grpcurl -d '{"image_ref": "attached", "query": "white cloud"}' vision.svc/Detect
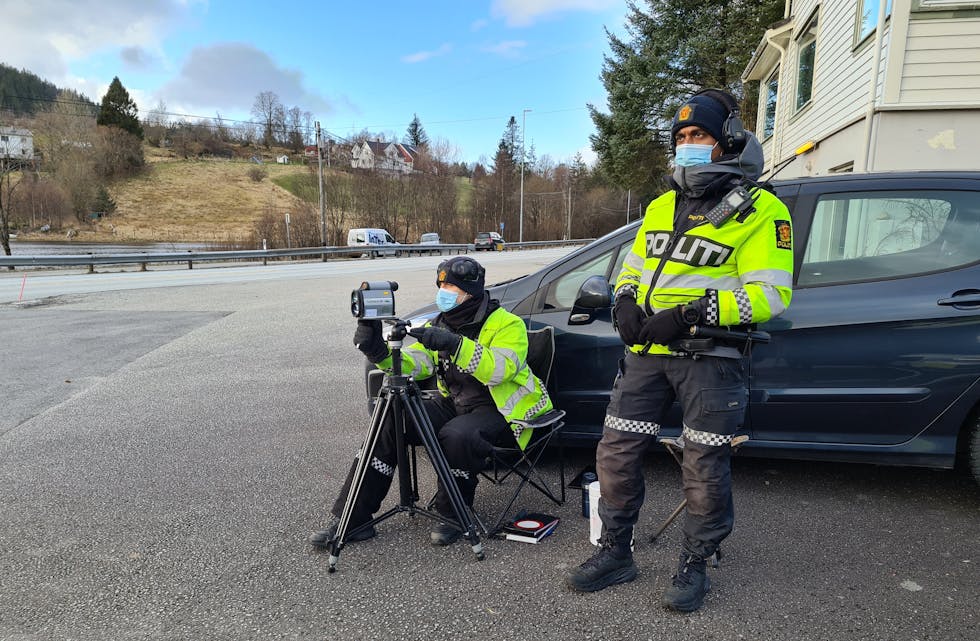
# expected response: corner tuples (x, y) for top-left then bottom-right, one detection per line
(481, 40), (527, 57)
(471, 18), (490, 31)
(491, 0), (620, 27)
(160, 43), (333, 115)
(401, 43), (453, 64)
(0, 0), (182, 80)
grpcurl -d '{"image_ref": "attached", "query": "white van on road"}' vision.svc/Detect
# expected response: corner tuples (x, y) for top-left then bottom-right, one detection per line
(347, 228), (401, 258)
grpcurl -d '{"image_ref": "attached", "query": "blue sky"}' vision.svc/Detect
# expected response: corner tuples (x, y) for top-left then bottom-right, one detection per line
(2, 0), (629, 166)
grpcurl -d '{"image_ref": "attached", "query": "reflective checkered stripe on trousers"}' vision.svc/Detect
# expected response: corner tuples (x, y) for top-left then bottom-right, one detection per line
(682, 425), (732, 447)
(604, 414), (660, 436)
(450, 468), (470, 480)
(371, 457), (394, 476)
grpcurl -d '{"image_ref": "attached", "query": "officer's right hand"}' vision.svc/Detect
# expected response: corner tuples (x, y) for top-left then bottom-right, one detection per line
(613, 295), (645, 345)
(353, 319), (388, 362)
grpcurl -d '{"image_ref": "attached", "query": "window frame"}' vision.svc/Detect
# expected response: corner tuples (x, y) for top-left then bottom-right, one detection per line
(762, 66), (780, 140)
(795, 9), (820, 113)
(855, 0), (893, 49)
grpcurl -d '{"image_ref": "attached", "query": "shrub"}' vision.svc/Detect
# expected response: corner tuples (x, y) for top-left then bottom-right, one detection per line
(247, 167), (266, 183)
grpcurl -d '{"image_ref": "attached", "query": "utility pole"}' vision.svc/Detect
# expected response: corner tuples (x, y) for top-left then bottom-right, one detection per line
(566, 185), (572, 240)
(316, 121), (326, 256)
(519, 108), (531, 244)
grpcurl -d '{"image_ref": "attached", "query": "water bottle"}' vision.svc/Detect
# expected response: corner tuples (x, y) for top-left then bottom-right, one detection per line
(580, 472), (597, 517)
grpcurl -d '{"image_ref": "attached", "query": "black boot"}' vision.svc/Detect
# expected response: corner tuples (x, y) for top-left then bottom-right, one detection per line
(309, 518), (377, 549)
(565, 531), (637, 592)
(662, 552), (710, 612)
(429, 522), (462, 546)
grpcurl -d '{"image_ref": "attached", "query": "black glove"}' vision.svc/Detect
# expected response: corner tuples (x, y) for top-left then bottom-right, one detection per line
(613, 295), (645, 345)
(638, 306), (690, 346)
(408, 326), (462, 355)
(353, 319), (388, 363)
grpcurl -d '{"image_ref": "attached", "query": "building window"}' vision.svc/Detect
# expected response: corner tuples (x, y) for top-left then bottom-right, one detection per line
(763, 67), (779, 139)
(858, 0), (893, 43)
(796, 14), (818, 111)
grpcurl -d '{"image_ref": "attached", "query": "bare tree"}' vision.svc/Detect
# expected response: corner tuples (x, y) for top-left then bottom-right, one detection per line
(0, 157), (23, 257)
(251, 91), (282, 148)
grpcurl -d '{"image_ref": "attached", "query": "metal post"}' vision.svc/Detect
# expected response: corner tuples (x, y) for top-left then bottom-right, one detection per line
(285, 212), (291, 248)
(519, 108), (531, 244)
(626, 189), (631, 224)
(316, 122), (327, 254)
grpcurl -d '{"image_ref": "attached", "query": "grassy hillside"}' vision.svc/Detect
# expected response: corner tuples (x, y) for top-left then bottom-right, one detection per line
(100, 147), (312, 244)
(14, 144), (474, 246)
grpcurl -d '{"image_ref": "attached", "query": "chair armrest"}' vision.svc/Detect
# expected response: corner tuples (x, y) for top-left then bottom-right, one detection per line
(509, 409), (566, 430)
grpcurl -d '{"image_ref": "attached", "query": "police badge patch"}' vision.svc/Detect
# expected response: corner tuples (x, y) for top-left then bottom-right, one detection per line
(775, 220), (792, 250)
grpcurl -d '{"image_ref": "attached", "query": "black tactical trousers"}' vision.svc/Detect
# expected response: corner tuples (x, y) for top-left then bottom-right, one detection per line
(331, 395), (510, 524)
(597, 352), (746, 558)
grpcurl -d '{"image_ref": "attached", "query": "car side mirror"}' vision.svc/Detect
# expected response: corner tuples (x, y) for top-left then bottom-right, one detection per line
(569, 275), (612, 325)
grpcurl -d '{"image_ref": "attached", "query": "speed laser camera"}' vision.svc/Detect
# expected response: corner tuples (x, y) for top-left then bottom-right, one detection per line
(351, 281), (398, 320)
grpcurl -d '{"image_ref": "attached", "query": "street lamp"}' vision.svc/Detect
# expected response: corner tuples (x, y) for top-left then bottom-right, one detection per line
(519, 108), (531, 244)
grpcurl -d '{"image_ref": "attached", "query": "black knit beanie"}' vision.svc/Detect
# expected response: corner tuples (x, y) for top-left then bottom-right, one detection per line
(670, 92), (731, 148)
(436, 256), (485, 298)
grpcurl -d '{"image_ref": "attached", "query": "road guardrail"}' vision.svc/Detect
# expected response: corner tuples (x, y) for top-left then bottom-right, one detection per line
(0, 239), (594, 271)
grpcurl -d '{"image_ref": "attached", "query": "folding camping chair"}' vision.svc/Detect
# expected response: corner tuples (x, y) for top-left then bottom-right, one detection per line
(481, 325), (566, 535)
(648, 432), (749, 567)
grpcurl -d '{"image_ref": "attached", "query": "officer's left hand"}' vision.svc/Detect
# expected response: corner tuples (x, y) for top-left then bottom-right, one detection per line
(409, 326), (462, 354)
(638, 306), (689, 345)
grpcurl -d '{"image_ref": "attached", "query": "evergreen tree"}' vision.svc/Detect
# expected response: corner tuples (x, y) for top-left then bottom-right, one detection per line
(589, 0), (783, 200)
(498, 117), (520, 172)
(91, 185), (117, 216)
(404, 113), (429, 148)
(0, 63), (96, 115)
(97, 77), (143, 139)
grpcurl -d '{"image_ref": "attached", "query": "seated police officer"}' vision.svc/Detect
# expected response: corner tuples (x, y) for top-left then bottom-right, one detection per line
(310, 256), (552, 547)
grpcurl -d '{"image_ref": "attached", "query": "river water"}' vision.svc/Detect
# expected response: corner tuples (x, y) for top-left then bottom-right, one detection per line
(6, 241), (217, 256)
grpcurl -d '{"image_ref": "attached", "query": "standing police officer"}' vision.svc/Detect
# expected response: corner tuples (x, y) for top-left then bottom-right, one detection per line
(310, 256), (552, 547)
(566, 89), (794, 612)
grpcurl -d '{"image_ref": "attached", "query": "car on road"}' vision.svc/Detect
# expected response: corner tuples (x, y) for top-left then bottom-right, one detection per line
(419, 232), (442, 255)
(474, 231), (505, 251)
(368, 172), (980, 483)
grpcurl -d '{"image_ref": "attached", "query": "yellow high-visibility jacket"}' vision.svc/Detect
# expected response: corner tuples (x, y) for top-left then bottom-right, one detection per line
(616, 186), (794, 356)
(376, 307), (552, 449)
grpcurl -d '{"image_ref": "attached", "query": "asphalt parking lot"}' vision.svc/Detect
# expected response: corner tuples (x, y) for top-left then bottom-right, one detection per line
(1, 257), (977, 641)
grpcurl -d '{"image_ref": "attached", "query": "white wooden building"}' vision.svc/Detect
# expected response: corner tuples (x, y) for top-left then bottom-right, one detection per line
(350, 140), (418, 174)
(0, 126), (34, 161)
(742, 0), (980, 178)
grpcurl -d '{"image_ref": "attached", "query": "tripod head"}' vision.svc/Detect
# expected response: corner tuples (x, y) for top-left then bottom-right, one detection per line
(382, 318), (414, 382)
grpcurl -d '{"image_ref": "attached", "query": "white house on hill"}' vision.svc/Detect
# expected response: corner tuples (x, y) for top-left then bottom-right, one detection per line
(742, 0), (980, 178)
(351, 140), (418, 174)
(0, 126), (34, 162)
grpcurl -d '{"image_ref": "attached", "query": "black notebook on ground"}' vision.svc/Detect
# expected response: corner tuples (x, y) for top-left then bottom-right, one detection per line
(502, 512), (560, 543)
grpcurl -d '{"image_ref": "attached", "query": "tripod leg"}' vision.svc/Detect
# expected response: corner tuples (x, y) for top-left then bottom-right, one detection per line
(403, 391), (485, 561)
(328, 389), (394, 572)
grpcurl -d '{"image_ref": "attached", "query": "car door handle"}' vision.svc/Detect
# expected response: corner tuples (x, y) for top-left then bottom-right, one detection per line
(938, 290), (980, 308)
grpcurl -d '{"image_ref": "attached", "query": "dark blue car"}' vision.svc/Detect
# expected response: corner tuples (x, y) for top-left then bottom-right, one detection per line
(369, 172), (980, 483)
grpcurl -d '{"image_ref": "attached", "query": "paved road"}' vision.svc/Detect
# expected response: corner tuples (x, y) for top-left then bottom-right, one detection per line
(1, 257), (977, 640)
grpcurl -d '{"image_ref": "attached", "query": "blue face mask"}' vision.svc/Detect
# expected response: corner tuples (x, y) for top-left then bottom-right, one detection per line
(436, 288), (461, 312)
(674, 143), (716, 167)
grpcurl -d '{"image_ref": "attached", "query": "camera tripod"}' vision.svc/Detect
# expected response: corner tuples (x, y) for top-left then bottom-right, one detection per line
(327, 319), (485, 572)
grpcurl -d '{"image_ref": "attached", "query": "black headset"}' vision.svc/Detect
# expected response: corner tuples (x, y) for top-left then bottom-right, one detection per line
(687, 89), (747, 154)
